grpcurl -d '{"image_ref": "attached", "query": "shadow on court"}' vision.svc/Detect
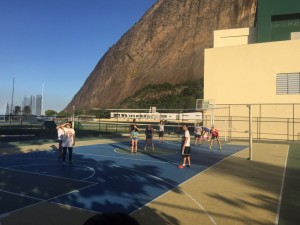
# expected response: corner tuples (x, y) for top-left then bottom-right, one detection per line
(0, 140), (299, 225)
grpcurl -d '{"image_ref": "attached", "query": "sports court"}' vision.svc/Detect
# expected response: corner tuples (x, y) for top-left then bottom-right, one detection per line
(0, 136), (294, 225)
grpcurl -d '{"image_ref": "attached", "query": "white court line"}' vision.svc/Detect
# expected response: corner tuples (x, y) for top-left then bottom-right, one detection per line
(0, 182), (98, 218)
(1, 165), (96, 184)
(8, 163), (96, 181)
(110, 163), (218, 225)
(0, 189), (43, 201)
(275, 145), (290, 225)
(129, 146), (250, 225)
(0, 145), (244, 224)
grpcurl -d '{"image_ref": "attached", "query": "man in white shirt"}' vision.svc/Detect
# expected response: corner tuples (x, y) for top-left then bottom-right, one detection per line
(179, 124), (191, 168)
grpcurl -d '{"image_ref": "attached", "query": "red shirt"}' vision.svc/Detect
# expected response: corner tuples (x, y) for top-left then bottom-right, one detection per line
(211, 128), (219, 136)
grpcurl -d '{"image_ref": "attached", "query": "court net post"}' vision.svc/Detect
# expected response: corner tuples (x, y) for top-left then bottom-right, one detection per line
(248, 104), (253, 161)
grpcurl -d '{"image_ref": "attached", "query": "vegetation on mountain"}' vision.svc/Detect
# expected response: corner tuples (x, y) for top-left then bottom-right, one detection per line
(118, 79), (203, 109)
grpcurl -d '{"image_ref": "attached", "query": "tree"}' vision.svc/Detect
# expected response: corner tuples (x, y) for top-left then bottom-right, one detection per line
(14, 105), (21, 115)
(23, 105), (31, 115)
(45, 110), (58, 116)
(57, 111), (70, 117)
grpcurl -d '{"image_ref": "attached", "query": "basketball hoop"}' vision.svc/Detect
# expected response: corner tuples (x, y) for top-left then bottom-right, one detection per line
(196, 99), (215, 111)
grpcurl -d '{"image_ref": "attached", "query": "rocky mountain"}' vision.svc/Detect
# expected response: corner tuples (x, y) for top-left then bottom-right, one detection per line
(65, 0), (257, 112)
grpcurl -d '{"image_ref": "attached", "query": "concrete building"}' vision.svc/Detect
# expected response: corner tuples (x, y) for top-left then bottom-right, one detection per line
(203, 0), (300, 140)
(22, 94), (42, 116)
(36, 95), (43, 116)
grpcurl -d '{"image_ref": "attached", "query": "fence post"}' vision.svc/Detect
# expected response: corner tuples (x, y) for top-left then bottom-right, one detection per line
(287, 118), (289, 141)
(248, 104), (253, 161)
(293, 104), (295, 142)
(99, 117), (100, 134)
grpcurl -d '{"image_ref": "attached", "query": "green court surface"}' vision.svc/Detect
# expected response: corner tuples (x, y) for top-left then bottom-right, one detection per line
(278, 143), (300, 225)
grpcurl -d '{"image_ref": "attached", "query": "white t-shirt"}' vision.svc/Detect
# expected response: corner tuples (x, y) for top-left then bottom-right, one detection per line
(57, 128), (64, 140)
(183, 130), (190, 147)
(194, 126), (202, 135)
(159, 124), (164, 132)
(62, 128), (75, 147)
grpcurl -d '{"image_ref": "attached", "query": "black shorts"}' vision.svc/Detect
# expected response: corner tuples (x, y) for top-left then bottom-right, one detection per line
(146, 134), (152, 140)
(195, 134), (201, 138)
(158, 131), (164, 137)
(211, 135), (219, 140)
(181, 146), (191, 156)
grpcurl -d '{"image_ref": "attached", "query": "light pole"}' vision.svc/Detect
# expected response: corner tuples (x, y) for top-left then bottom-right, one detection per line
(9, 77), (15, 128)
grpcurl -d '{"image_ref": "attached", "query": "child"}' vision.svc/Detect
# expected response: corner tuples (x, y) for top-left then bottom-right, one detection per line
(144, 125), (155, 151)
(131, 125), (140, 154)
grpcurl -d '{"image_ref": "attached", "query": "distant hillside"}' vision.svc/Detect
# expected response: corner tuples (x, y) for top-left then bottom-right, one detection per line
(65, 0), (256, 112)
(118, 79), (203, 109)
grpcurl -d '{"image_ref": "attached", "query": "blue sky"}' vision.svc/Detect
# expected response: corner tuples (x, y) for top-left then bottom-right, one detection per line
(0, 0), (156, 114)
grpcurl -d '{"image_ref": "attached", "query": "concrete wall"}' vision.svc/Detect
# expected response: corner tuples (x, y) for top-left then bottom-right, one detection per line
(214, 27), (257, 48)
(204, 39), (300, 106)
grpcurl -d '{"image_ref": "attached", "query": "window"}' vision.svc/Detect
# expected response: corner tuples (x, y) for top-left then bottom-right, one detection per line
(276, 73), (300, 94)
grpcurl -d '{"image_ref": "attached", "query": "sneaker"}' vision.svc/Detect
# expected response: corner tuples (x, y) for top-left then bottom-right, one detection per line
(144, 147), (147, 151)
(209, 147), (212, 150)
(152, 148), (155, 151)
(186, 164), (191, 167)
(178, 164), (185, 169)
(219, 146), (222, 151)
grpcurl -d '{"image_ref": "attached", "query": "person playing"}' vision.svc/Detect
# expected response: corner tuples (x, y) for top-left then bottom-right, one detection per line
(209, 125), (222, 151)
(60, 122), (75, 164)
(130, 118), (137, 132)
(179, 124), (191, 168)
(158, 120), (164, 143)
(130, 125), (140, 154)
(201, 125), (210, 142)
(194, 123), (202, 146)
(144, 125), (154, 151)
(56, 123), (64, 158)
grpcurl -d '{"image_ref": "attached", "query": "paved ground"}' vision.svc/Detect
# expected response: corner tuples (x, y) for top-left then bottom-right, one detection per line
(0, 137), (289, 225)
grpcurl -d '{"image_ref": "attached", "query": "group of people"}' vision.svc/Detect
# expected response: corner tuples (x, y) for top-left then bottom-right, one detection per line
(55, 119), (221, 169)
(194, 123), (222, 150)
(56, 122), (76, 165)
(179, 123), (222, 168)
(130, 119), (164, 154)
(129, 119), (222, 168)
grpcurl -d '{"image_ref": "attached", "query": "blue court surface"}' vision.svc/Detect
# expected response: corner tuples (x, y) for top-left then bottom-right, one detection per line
(0, 140), (246, 216)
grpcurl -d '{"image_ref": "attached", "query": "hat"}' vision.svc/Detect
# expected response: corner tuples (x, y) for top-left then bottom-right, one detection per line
(65, 122), (71, 126)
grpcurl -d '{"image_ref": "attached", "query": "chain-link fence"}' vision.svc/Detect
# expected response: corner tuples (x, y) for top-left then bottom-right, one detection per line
(202, 103), (300, 141)
(1, 104), (299, 142)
